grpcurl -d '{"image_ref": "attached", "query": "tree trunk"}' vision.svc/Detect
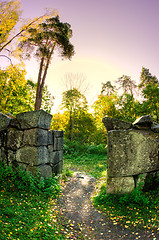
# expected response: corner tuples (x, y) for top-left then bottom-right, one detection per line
(35, 57), (44, 110)
(35, 44), (55, 110)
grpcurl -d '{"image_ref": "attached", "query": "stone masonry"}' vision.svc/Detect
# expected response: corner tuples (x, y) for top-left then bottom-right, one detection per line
(102, 115), (159, 194)
(0, 110), (63, 178)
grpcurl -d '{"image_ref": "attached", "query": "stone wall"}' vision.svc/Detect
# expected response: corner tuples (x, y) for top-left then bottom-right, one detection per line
(0, 110), (63, 178)
(102, 115), (159, 194)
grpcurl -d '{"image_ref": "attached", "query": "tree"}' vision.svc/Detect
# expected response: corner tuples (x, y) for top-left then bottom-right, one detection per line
(116, 75), (137, 95)
(0, 0), (56, 55)
(139, 67), (158, 90)
(101, 81), (115, 96)
(0, 0), (21, 48)
(0, 65), (54, 115)
(138, 67), (159, 122)
(0, 65), (31, 115)
(62, 72), (89, 94)
(116, 94), (139, 122)
(20, 16), (75, 110)
(62, 88), (87, 141)
(27, 80), (54, 113)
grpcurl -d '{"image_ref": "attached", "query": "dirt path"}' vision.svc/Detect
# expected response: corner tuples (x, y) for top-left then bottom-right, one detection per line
(57, 172), (159, 240)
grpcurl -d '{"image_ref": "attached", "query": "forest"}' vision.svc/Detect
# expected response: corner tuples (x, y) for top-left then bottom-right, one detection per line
(0, 1), (159, 239)
(0, 1), (159, 147)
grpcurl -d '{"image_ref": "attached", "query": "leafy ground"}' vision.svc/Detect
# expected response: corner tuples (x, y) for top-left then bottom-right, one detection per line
(63, 141), (159, 236)
(0, 141), (159, 239)
(63, 140), (107, 179)
(0, 162), (64, 240)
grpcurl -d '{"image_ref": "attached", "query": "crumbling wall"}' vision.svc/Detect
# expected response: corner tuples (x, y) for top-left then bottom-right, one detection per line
(102, 115), (159, 194)
(0, 110), (63, 178)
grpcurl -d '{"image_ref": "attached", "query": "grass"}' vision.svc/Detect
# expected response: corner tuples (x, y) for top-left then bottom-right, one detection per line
(1, 140), (159, 238)
(63, 139), (107, 178)
(64, 140), (159, 232)
(0, 162), (64, 240)
(93, 175), (159, 232)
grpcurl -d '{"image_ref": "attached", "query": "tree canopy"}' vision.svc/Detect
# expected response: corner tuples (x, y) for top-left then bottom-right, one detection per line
(20, 16), (75, 110)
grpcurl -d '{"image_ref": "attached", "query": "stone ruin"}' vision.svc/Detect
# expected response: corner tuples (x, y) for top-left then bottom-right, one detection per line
(0, 110), (63, 178)
(102, 115), (159, 194)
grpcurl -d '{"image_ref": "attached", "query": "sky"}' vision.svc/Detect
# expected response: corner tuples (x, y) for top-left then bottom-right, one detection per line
(3, 0), (159, 112)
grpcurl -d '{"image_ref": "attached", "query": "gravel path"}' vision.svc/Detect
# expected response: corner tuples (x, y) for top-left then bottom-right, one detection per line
(57, 172), (159, 240)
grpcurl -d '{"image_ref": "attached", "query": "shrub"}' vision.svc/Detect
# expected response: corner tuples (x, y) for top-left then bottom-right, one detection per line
(0, 162), (60, 199)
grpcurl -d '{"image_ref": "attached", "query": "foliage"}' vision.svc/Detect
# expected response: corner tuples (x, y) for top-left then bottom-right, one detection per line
(0, 65), (54, 115)
(20, 15), (75, 110)
(0, 162), (60, 198)
(27, 79), (54, 113)
(138, 67), (159, 122)
(93, 94), (117, 119)
(62, 88), (90, 141)
(0, 0), (21, 47)
(0, 0), (56, 54)
(93, 177), (159, 230)
(116, 94), (139, 122)
(0, 65), (32, 115)
(116, 75), (137, 95)
(0, 162), (64, 239)
(63, 140), (107, 178)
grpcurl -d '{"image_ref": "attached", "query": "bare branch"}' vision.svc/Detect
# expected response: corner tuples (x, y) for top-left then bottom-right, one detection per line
(0, 55), (13, 66)
(0, 13), (53, 52)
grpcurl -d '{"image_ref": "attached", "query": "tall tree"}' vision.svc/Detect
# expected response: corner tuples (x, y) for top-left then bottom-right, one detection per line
(62, 88), (87, 141)
(138, 67), (159, 122)
(116, 75), (137, 95)
(101, 81), (115, 96)
(27, 80), (55, 113)
(20, 16), (75, 110)
(139, 67), (158, 90)
(0, 65), (31, 115)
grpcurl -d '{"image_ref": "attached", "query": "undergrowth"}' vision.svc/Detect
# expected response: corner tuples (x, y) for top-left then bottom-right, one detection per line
(93, 180), (159, 231)
(63, 139), (107, 178)
(0, 162), (64, 240)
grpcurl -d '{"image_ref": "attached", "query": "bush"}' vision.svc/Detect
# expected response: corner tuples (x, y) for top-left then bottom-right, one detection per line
(94, 185), (150, 208)
(63, 139), (107, 156)
(0, 162), (60, 199)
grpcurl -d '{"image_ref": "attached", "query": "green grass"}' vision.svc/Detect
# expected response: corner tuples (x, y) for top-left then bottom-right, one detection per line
(1, 140), (159, 238)
(0, 162), (64, 240)
(63, 140), (107, 178)
(64, 140), (159, 232)
(93, 178), (159, 231)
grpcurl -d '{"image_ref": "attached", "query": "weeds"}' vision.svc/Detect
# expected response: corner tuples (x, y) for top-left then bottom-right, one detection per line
(0, 162), (64, 240)
(93, 179), (159, 231)
(63, 139), (107, 178)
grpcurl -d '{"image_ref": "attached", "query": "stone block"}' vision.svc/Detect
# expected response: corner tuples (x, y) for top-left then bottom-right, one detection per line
(0, 113), (11, 131)
(9, 118), (21, 129)
(107, 129), (159, 177)
(38, 164), (52, 178)
(16, 146), (49, 166)
(151, 122), (159, 133)
(133, 115), (153, 129)
(8, 150), (16, 166)
(52, 161), (63, 175)
(49, 151), (60, 164)
(53, 137), (63, 151)
(102, 116), (131, 131)
(48, 130), (53, 145)
(16, 110), (52, 130)
(0, 147), (7, 163)
(107, 176), (135, 194)
(7, 129), (23, 150)
(23, 128), (48, 146)
(53, 130), (64, 138)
